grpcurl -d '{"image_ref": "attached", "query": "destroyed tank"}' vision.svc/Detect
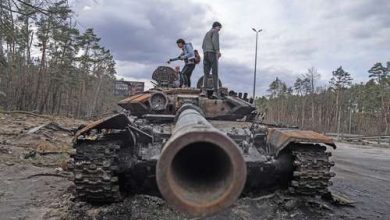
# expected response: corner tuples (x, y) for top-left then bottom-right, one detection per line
(68, 66), (336, 217)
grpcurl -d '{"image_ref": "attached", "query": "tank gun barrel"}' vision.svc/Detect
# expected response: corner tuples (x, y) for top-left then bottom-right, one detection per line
(156, 104), (247, 217)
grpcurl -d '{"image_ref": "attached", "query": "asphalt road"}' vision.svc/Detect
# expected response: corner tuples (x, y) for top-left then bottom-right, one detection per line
(330, 143), (390, 219)
(1, 142), (389, 219)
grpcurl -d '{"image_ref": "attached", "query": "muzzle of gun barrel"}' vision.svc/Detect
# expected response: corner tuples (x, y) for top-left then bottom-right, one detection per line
(156, 105), (246, 217)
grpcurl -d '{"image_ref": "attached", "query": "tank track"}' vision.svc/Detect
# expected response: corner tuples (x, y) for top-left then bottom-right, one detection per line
(289, 144), (335, 196)
(69, 139), (122, 202)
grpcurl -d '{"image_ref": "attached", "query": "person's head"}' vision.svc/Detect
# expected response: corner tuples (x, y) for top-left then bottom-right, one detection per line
(175, 66), (180, 73)
(212, 21), (222, 32)
(176, 39), (185, 48)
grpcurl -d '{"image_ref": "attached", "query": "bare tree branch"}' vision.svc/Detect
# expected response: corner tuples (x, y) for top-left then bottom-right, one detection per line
(15, 0), (50, 15)
(0, 3), (30, 15)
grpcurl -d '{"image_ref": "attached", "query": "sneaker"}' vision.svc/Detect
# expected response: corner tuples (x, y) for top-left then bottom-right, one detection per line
(200, 91), (207, 97)
(211, 92), (220, 99)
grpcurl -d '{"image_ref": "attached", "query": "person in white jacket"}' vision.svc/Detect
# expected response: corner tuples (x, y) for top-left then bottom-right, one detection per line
(172, 66), (183, 88)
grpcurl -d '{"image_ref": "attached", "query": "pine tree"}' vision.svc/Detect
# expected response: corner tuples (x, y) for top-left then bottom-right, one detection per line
(329, 66), (353, 139)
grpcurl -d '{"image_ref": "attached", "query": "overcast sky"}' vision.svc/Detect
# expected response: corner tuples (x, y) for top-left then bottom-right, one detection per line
(71, 0), (390, 96)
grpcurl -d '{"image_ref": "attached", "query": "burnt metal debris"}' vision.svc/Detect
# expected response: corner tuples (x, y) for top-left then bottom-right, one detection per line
(68, 66), (336, 217)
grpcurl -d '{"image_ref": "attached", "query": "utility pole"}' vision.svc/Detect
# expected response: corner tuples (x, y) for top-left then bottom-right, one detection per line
(252, 28), (262, 104)
(348, 106), (352, 134)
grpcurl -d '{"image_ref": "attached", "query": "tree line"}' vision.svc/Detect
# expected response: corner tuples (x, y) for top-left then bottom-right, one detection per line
(0, 0), (117, 118)
(258, 63), (390, 136)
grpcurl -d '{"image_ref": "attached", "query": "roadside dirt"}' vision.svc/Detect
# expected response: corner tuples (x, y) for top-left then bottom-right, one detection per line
(0, 112), (389, 219)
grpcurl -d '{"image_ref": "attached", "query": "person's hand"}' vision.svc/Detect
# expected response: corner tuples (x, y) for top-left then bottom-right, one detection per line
(166, 60), (171, 64)
(217, 52), (221, 59)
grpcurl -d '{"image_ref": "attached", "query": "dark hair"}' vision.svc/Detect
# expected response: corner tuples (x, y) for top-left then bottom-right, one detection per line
(176, 39), (185, 44)
(212, 21), (222, 28)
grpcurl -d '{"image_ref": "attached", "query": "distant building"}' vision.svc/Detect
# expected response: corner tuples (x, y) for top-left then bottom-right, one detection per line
(114, 80), (144, 96)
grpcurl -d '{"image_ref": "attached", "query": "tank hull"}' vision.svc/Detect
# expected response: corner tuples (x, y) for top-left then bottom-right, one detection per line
(69, 67), (336, 216)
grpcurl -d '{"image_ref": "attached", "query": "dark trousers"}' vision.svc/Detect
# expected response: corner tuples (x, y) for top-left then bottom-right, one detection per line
(182, 63), (195, 87)
(203, 52), (218, 91)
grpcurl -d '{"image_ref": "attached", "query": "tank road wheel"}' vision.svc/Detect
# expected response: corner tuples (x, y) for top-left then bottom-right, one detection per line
(71, 139), (122, 203)
(289, 144), (335, 196)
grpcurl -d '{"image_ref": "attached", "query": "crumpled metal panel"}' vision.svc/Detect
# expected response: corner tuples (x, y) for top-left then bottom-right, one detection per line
(267, 128), (336, 156)
(75, 114), (130, 138)
(117, 93), (152, 114)
(118, 93), (151, 107)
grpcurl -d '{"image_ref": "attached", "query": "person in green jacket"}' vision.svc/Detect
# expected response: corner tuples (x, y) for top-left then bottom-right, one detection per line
(201, 21), (222, 98)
